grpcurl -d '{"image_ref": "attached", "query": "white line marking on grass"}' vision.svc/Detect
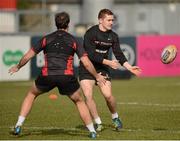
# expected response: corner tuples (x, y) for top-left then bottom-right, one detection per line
(117, 102), (180, 108)
(9, 126), (82, 131)
(8, 126), (85, 134)
(6, 126), (180, 134)
(121, 128), (180, 134)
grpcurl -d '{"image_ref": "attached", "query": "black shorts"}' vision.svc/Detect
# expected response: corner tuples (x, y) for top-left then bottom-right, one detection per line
(35, 75), (80, 95)
(79, 70), (111, 82)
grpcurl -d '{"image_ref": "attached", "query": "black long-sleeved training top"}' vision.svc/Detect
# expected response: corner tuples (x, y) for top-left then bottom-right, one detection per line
(80, 25), (127, 72)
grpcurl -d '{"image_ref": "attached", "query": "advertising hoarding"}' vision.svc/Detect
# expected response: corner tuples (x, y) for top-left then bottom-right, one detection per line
(111, 37), (136, 79)
(137, 35), (180, 77)
(0, 36), (30, 81)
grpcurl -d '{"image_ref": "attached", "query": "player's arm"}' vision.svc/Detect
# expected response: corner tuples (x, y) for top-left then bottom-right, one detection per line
(112, 35), (141, 76)
(102, 59), (119, 69)
(80, 55), (106, 84)
(123, 62), (141, 76)
(9, 37), (45, 75)
(8, 49), (36, 75)
(84, 31), (119, 69)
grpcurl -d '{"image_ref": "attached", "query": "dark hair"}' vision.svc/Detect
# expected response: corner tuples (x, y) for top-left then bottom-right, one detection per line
(55, 12), (70, 29)
(98, 9), (114, 19)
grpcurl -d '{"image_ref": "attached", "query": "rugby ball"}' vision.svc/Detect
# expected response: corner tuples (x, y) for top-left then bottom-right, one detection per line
(161, 45), (177, 64)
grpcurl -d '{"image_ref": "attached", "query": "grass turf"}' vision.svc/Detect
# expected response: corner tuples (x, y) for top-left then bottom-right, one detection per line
(0, 77), (180, 140)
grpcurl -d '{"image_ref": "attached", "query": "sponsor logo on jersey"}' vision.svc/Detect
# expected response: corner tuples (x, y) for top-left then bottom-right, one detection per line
(94, 40), (112, 46)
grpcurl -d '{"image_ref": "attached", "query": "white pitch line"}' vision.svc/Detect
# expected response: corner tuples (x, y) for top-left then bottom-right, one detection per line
(117, 102), (180, 107)
(5, 126), (180, 134)
(8, 126), (82, 131)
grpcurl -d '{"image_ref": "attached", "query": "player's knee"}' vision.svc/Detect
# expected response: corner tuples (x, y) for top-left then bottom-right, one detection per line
(26, 91), (39, 100)
(85, 94), (93, 101)
(29, 85), (42, 97)
(71, 94), (83, 103)
(105, 95), (113, 101)
(77, 95), (83, 102)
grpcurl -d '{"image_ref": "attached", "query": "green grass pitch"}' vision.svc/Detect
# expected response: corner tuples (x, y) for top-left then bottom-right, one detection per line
(0, 77), (180, 140)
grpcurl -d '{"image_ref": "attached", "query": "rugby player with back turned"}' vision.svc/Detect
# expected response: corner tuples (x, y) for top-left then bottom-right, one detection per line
(9, 12), (106, 139)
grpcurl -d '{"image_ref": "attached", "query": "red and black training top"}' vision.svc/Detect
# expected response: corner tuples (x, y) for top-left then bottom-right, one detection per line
(32, 30), (87, 76)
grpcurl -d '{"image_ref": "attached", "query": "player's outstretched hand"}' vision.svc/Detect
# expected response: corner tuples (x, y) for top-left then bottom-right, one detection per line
(8, 65), (19, 75)
(129, 66), (142, 76)
(96, 73), (106, 86)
